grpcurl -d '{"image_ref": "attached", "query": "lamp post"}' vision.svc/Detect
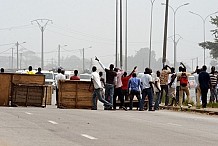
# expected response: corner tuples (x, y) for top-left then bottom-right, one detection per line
(148, 0), (156, 68)
(161, 3), (189, 70)
(82, 46), (92, 73)
(31, 19), (52, 70)
(189, 11), (218, 65)
(58, 44), (67, 67)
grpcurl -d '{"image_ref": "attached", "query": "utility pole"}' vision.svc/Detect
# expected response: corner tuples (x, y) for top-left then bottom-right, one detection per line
(31, 19), (52, 70)
(125, 0), (128, 71)
(83, 48), (85, 73)
(58, 45), (60, 67)
(120, 0), (123, 69)
(162, 0), (169, 67)
(115, 0), (118, 67)
(16, 42), (19, 69)
(11, 48), (14, 69)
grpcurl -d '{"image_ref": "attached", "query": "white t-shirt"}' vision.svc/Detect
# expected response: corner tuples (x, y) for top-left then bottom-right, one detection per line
(154, 76), (161, 92)
(141, 74), (152, 89)
(168, 73), (176, 88)
(55, 73), (65, 89)
(91, 72), (102, 89)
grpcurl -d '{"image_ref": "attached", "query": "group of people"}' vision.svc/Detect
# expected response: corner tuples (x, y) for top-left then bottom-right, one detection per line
(89, 59), (217, 111)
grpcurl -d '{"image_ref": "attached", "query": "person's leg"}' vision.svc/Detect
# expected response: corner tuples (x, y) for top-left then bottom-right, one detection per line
(179, 87), (183, 107)
(129, 91), (134, 110)
(140, 89), (146, 110)
(184, 86), (191, 104)
(154, 92), (160, 110)
(113, 88), (118, 110)
(159, 85), (164, 104)
(135, 91), (141, 109)
(97, 89), (112, 107)
(196, 86), (201, 108)
(92, 90), (97, 110)
(118, 87), (124, 107)
(56, 87), (59, 106)
(147, 88), (154, 110)
(176, 86), (180, 105)
(201, 88), (207, 108)
(105, 84), (110, 102)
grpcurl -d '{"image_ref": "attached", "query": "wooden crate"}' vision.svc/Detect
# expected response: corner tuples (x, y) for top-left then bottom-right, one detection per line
(58, 80), (93, 109)
(43, 85), (53, 105)
(0, 73), (13, 106)
(12, 74), (45, 85)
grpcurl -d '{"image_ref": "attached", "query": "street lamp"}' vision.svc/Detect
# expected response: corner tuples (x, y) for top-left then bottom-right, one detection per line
(148, 0), (156, 69)
(161, 2), (189, 70)
(189, 11), (218, 65)
(58, 44), (67, 67)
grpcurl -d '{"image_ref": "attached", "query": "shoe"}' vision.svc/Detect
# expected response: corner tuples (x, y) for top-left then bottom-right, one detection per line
(148, 109), (155, 111)
(188, 104), (192, 108)
(91, 108), (97, 110)
(139, 109), (144, 111)
(122, 106), (127, 111)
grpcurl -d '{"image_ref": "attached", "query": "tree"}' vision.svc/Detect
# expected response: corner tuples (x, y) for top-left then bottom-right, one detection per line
(199, 16), (218, 59)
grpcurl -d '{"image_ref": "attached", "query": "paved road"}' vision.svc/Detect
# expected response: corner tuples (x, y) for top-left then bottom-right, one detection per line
(1, 105), (218, 146)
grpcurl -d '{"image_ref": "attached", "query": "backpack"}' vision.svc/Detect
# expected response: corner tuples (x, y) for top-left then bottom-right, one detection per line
(180, 73), (188, 87)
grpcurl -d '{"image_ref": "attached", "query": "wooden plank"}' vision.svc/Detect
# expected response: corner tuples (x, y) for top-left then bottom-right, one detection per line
(12, 74), (45, 85)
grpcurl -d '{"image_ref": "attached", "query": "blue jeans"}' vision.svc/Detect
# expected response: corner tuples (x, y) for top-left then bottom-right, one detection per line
(105, 84), (114, 105)
(154, 92), (160, 110)
(92, 88), (112, 109)
(210, 87), (217, 102)
(141, 88), (153, 110)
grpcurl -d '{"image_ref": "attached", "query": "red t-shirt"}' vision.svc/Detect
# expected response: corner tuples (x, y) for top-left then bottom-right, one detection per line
(70, 76), (80, 80)
(121, 76), (132, 90)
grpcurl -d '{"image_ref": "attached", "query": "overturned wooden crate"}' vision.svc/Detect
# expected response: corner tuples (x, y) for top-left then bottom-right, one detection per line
(58, 80), (93, 109)
(0, 73), (12, 106)
(11, 74), (48, 107)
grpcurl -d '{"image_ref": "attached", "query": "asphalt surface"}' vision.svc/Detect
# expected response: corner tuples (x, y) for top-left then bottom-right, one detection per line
(1, 105), (218, 146)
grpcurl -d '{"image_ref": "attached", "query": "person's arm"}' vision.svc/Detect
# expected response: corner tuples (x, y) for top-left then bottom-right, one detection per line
(180, 62), (186, 69)
(128, 66), (137, 77)
(95, 56), (106, 70)
(169, 74), (176, 87)
(89, 78), (93, 91)
(154, 78), (161, 92)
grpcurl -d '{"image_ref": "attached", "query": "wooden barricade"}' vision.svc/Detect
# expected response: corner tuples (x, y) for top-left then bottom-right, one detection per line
(0, 73), (48, 107)
(58, 80), (93, 109)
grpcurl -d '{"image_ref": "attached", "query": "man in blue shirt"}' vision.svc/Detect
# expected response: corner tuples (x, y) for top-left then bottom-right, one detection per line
(128, 73), (141, 110)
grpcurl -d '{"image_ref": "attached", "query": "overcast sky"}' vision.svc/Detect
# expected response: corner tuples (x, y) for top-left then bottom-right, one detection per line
(0, 0), (218, 69)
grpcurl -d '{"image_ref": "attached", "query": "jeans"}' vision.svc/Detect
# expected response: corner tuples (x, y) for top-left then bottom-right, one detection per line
(154, 92), (161, 110)
(56, 87), (59, 106)
(201, 88), (208, 108)
(141, 88), (153, 110)
(210, 87), (217, 102)
(129, 90), (141, 110)
(160, 85), (169, 106)
(113, 87), (124, 109)
(122, 89), (129, 101)
(92, 88), (112, 109)
(179, 86), (191, 107)
(105, 84), (114, 105)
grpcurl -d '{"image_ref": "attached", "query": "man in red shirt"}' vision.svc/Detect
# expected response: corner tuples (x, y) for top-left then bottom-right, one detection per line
(121, 66), (137, 101)
(70, 70), (80, 80)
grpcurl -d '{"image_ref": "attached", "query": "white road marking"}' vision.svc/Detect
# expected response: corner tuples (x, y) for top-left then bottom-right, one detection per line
(48, 120), (58, 125)
(81, 134), (97, 140)
(167, 123), (182, 127)
(25, 112), (32, 115)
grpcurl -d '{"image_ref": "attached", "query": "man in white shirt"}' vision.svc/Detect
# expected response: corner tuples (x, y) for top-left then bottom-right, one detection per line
(140, 68), (154, 111)
(89, 66), (113, 110)
(55, 68), (65, 107)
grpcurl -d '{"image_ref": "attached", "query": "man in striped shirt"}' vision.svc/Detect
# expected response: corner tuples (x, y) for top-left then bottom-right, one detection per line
(209, 66), (218, 103)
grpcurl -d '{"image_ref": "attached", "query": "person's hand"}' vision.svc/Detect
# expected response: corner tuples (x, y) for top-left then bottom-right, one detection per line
(134, 66), (137, 70)
(95, 56), (99, 61)
(88, 88), (92, 92)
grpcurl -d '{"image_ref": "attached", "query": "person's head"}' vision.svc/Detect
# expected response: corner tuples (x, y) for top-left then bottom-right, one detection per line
(74, 70), (78, 76)
(109, 64), (114, 70)
(123, 72), (127, 77)
(57, 68), (61, 73)
(0, 68), (4, 73)
(196, 69), (201, 74)
(37, 67), (41, 72)
(28, 66), (32, 71)
(92, 66), (97, 72)
(114, 67), (118, 72)
(202, 65), (207, 71)
(132, 73), (137, 77)
(61, 69), (65, 75)
(145, 68), (150, 74)
(149, 68), (152, 74)
(179, 66), (183, 72)
(163, 65), (168, 70)
(171, 67), (175, 73)
(156, 70), (160, 77)
(211, 66), (215, 73)
(99, 71), (103, 77)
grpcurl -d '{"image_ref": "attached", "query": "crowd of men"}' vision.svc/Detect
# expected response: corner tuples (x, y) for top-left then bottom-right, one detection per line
(87, 58), (216, 111)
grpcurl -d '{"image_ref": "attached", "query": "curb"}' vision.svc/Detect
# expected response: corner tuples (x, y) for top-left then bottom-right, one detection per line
(159, 105), (218, 115)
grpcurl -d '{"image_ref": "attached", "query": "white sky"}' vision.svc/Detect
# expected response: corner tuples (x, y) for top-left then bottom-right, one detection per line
(0, 0), (218, 69)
